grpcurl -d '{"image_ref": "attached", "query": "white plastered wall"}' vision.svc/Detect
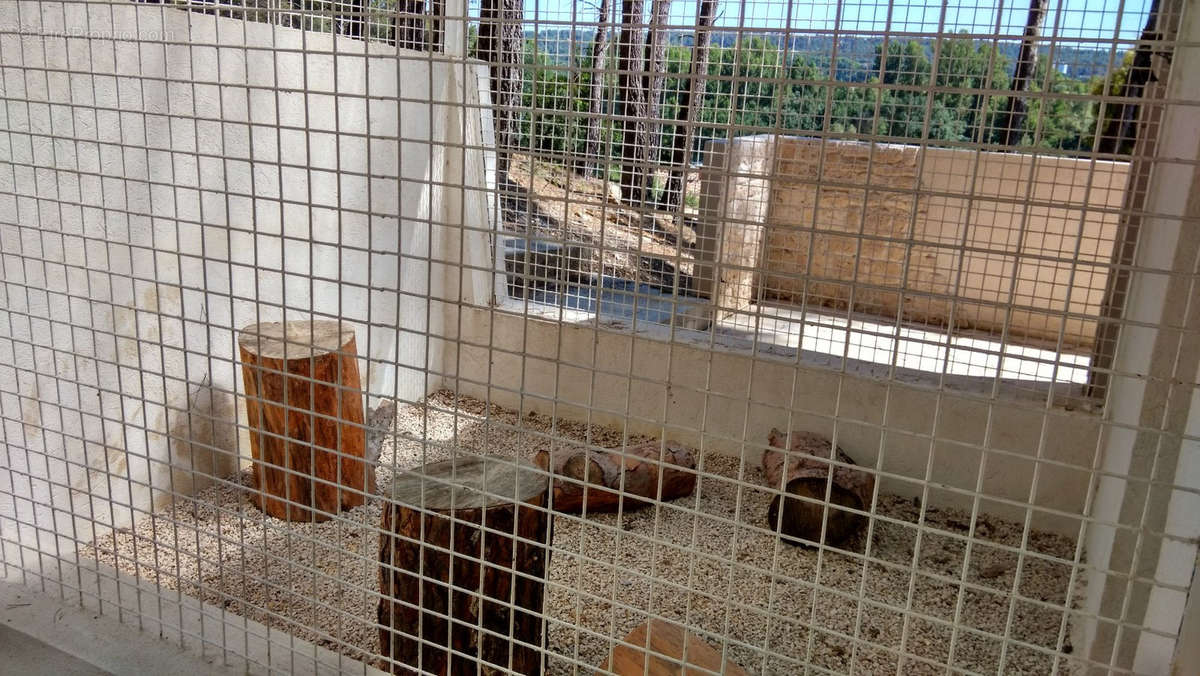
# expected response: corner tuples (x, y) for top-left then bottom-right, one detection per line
(0, 0), (490, 571)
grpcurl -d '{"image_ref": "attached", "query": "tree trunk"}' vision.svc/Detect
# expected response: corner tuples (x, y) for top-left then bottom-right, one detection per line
(534, 441), (696, 513)
(338, 0), (365, 38)
(478, 0), (525, 171)
(390, 0), (427, 49)
(577, 0), (613, 177)
(995, 0), (1048, 146)
(378, 456), (550, 675)
(1097, 0), (1163, 154)
(762, 429), (874, 547)
(640, 0), (673, 205)
(616, 0), (649, 204)
(663, 0), (716, 209)
(238, 321), (373, 522)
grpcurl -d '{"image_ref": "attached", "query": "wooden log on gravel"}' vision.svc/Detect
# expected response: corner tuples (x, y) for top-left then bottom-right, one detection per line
(601, 618), (750, 676)
(378, 456), (551, 675)
(238, 320), (372, 521)
(533, 441), (696, 513)
(762, 428), (874, 546)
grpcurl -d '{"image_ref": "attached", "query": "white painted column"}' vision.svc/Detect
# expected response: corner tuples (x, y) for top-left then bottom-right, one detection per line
(1078, 2), (1200, 667)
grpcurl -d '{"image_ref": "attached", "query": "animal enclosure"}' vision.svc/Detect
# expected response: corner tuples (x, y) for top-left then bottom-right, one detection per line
(2, 0), (1199, 674)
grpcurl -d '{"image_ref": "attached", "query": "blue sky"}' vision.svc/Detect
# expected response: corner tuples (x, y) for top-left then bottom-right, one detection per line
(511, 0), (1152, 44)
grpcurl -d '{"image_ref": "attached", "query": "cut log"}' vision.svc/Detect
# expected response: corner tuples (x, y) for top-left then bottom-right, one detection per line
(534, 441), (696, 513)
(600, 619), (750, 676)
(238, 320), (372, 521)
(378, 456), (551, 675)
(762, 428), (874, 546)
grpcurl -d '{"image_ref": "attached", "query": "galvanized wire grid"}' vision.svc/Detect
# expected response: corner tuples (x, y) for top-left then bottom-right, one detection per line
(1, 0), (1198, 675)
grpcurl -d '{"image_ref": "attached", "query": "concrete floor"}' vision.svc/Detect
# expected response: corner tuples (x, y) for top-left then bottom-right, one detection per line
(0, 624), (110, 676)
(1, 581), (241, 676)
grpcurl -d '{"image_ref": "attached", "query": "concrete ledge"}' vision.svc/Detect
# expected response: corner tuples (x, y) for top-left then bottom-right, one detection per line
(3, 557), (386, 676)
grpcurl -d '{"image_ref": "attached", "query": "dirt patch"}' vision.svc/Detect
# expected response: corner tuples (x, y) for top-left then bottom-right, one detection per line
(501, 154), (701, 291)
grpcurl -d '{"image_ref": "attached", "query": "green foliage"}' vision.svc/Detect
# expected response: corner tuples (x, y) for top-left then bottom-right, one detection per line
(497, 30), (1110, 167)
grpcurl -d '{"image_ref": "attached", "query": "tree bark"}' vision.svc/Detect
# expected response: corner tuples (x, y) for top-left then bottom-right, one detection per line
(390, 0), (427, 49)
(640, 0), (673, 204)
(762, 429), (874, 547)
(577, 0), (613, 177)
(478, 0), (526, 171)
(1097, 0), (1163, 154)
(534, 441), (696, 513)
(338, 0), (365, 38)
(616, 0), (649, 204)
(995, 0), (1048, 146)
(378, 456), (550, 675)
(663, 0), (716, 209)
(238, 321), (372, 522)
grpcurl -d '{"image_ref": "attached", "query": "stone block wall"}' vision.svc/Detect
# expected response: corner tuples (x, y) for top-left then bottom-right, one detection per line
(696, 136), (1131, 349)
(763, 140), (925, 321)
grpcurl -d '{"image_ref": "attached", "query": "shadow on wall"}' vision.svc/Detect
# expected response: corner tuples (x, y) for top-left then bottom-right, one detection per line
(162, 385), (241, 511)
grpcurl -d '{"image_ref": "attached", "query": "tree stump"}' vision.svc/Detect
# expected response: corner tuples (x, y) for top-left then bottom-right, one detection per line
(238, 320), (372, 521)
(378, 456), (551, 675)
(762, 428), (874, 547)
(533, 441), (696, 513)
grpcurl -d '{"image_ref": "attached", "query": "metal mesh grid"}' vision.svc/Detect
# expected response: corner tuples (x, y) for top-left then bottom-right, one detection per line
(1, 0), (1198, 674)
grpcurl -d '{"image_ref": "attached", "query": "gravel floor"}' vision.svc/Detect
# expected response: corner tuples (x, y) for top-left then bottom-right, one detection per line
(80, 390), (1084, 674)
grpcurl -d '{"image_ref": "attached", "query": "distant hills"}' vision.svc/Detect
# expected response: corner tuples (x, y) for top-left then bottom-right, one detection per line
(523, 29), (1122, 81)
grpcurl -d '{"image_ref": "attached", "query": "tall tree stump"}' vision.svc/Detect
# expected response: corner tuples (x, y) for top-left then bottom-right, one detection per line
(238, 320), (372, 521)
(378, 456), (551, 675)
(763, 429), (875, 547)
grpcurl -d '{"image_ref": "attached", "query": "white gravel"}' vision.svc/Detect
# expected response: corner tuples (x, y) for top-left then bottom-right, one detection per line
(79, 390), (1084, 674)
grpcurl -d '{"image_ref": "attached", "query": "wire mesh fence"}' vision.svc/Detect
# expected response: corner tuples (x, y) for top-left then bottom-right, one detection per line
(1, 0), (1198, 674)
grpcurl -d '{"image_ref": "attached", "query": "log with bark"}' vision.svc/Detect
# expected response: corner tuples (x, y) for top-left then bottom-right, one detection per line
(238, 320), (373, 521)
(533, 441), (696, 513)
(762, 429), (874, 547)
(601, 618), (750, 676)
(378, 456), (550, 675)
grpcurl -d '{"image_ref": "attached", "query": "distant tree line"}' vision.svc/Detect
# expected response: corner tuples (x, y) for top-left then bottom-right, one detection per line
(478, 27), (1130, 207)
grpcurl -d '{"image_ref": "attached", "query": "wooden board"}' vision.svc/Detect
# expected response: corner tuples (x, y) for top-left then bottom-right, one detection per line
(600, 619), (749, 676)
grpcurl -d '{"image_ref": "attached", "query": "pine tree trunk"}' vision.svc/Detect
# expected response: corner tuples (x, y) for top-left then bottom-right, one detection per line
(663, 0), (716, 209)
(478, 0), (525, 171)
(576, 0), (613, 177)
(338, 0), (365, 38)
(390, 0), (427, 49)
(1097, 0), (1162, 154)
(616, 0), (648, 204)
(996, 0), (1048, 146)
(640, 0), (672, 205)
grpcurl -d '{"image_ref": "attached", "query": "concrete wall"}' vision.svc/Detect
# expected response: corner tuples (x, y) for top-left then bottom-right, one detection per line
(713, 136), (1130, 349)
(0, 1), (488, 563)
(446, 306), (1101, 535)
